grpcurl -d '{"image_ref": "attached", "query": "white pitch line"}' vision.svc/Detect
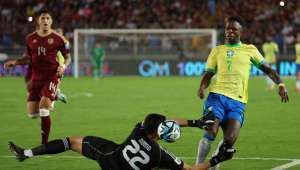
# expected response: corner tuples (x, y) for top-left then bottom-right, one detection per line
(270, 160), (300, 170)
(69, 92), (93, 98)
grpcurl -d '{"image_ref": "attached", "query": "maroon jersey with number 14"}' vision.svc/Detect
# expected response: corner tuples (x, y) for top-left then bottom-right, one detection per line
(25, 30), (70, 80)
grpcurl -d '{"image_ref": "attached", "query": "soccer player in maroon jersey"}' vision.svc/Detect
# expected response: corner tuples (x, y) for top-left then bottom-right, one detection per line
(24, 53), (67, 109)
(4, 9), (71, 144)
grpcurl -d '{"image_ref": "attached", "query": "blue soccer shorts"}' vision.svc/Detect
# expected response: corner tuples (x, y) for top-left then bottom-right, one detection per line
(203, 92), (245, 127)
(296, 64), (300, 72)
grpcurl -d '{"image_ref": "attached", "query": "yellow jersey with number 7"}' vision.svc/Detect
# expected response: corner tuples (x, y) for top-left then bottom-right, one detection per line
(205, 42), (266, 104)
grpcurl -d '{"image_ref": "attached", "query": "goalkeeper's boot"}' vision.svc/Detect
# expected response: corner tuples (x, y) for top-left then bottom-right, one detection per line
(56, 91), (68, 103)
(211, 150), (220, 170)
(8, 142), (28, 162)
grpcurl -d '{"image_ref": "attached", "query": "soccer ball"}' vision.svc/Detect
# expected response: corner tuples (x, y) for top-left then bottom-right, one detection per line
(158, 120), (181, 143)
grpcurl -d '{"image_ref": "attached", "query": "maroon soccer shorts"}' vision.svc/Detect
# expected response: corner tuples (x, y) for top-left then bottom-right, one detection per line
(27, 77), (61, 102)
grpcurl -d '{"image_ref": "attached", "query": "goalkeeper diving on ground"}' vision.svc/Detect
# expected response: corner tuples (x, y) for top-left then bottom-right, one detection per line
(8, 113), (235, 170)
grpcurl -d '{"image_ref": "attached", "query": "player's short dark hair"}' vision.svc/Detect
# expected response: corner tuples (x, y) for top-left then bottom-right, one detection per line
(143, 114), (166, 135)
(37, 9), (52, 18)
(228, 16), (244, 28)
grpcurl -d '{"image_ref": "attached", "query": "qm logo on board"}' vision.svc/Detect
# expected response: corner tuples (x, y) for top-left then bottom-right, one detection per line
(139, 60), (170, 76)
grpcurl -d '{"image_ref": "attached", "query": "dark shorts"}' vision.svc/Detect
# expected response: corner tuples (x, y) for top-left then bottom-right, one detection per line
(82, 136), (120, 170)
(27, 77), (60, 102)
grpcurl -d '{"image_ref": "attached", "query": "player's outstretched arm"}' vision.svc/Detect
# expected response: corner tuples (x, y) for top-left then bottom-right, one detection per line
(4, 55), (30, 69)
(168, 114), (215, 130)
(180, 161), (211, 170)
(197, 72), (214, 99)
(259, 62), (289, 103)
(189, 145), (236, 170)
(56, 54), (72, 77)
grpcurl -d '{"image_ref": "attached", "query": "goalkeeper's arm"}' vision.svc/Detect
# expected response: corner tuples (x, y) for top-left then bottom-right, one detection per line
(167, 113), (215, 130)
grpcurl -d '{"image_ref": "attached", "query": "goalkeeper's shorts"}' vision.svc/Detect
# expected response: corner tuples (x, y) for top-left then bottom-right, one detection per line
(93, 60), (104, 68)
(203, 92), (245, 127)
(82, 136), (120, 169)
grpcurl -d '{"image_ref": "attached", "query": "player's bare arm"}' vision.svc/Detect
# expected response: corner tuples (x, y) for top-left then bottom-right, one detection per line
(168, 114), (215, 130)
(4, 55), (30, 69)
(197, 71), (214, 99)
(259, 62), (289, 103)
(56, 53), (71, 77)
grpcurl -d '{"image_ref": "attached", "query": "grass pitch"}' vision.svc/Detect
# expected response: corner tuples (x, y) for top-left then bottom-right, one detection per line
(0, 76), (299, 170)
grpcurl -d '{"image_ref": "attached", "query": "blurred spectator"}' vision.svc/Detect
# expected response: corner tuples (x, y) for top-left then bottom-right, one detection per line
(285, 33), (295, 45)
(2, 33), (12, 46)
(161, 35), (172, 52)
(207, 0), (216, 16)
(1, 6), (11, 16)
(186, 14), (192, 25)
(33, 1), (44, 12)
(26, 6), (35, 16)
(294, 9), (300, 24)
(119, 35), (129, 46)
(281, 22), (293, 36)
(125, 18), (136, 29)
(78, 5), (92, 16)
(109, 40), (119, 51)
(273, 33), (284, 47)
(192, 35), (200, 54)
(112, 0), (121, 7)
(0, 52), (8, 62)
(54, 0), (64, 10)
(65, 28), (74, 41)
(1, 0), (300, 49)
(149, 34), (159, 47)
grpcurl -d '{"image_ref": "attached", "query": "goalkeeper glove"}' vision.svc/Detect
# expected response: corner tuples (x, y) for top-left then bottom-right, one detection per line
(187, 112), (215, 130)
(210, 143), (236, 166)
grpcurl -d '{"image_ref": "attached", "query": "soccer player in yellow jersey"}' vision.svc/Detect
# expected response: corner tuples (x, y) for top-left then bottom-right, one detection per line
(262, 35), (279, 90)
(195, 16), (289, 169)
(49, 28), (69, 111)
(293, 34), (300, 92)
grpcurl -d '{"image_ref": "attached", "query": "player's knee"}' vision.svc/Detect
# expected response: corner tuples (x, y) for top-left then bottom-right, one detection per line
(69, 136), (82, 151)
(39, 106), (47, 110)
(28, 113), (40, 119)
(206, 126), (219, 138)
(69, 136), (80, 146)
(224, 134), (237, 146)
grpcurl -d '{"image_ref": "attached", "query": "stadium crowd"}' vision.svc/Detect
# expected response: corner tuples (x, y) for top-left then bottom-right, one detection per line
(0, 0), (300, 51)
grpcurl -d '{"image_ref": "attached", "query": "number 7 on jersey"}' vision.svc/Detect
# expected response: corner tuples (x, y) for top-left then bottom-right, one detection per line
(227, 61), (232, 70)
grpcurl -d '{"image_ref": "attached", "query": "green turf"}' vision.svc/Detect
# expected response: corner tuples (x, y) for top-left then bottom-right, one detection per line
(0, 76), (298, 170)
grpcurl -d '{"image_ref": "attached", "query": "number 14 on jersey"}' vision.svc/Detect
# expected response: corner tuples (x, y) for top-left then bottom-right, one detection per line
(38, 46), (46, 56)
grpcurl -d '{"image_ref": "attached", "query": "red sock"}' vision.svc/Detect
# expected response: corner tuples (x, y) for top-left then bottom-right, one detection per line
(40, 109), (51, 144)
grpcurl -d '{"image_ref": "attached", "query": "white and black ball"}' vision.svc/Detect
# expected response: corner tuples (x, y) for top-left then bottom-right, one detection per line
(158, 120), (181, 143)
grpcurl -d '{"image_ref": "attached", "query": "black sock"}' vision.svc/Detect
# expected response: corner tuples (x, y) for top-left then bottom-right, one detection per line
(32, 138), (71, 156)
